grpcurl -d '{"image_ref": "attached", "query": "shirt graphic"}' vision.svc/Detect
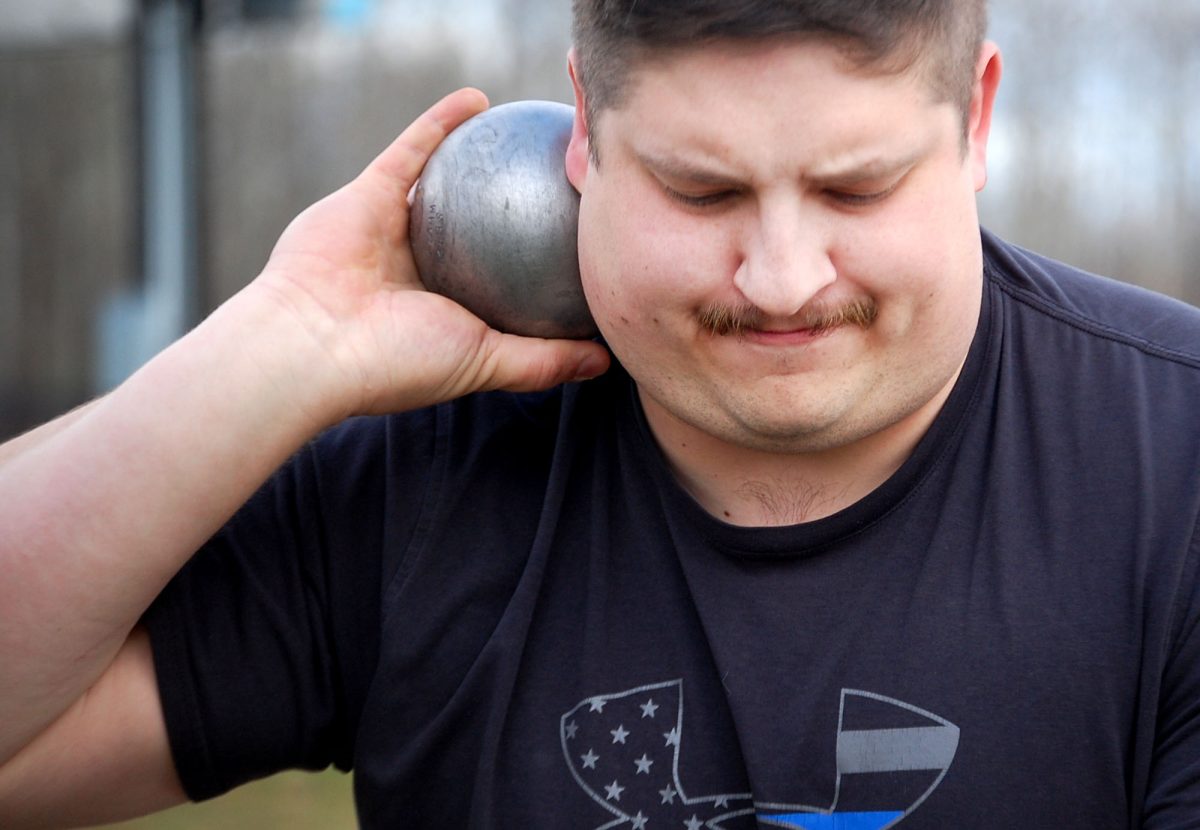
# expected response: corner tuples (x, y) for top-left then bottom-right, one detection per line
(561, 680), (958, 830)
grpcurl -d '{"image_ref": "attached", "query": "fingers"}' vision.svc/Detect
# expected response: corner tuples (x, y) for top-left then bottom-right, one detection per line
(359, 88), (489, 204)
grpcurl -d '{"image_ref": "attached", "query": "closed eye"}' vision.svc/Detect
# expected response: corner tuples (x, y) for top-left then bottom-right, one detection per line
(663, 186), (737, 208)
(824, 178), (904, 208)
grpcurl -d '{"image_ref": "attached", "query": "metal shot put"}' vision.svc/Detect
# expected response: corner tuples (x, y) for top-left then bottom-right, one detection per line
(409, 100), (597, 340)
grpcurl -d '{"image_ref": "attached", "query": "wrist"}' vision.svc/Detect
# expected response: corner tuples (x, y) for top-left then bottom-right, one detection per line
(194, 279), (361, 435)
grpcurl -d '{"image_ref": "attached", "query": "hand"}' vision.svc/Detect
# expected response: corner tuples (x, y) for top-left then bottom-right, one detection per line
(248, 88), (609, 423)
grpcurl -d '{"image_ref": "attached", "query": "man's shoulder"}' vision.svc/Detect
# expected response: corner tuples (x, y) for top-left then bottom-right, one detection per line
(983, 229), (1200, 368)
(310, 368), (627, 482)
(318, 383), (574, 449)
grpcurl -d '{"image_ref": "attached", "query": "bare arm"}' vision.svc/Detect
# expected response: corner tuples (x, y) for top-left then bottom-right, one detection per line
(0, 285), (349, 765)
(0, 398), (103, 468)
(0, 87), (609, 818)
(0, 628), (185, 829)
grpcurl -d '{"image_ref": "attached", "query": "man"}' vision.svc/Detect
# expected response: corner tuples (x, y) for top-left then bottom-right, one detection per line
(1, 1), (1198, 827)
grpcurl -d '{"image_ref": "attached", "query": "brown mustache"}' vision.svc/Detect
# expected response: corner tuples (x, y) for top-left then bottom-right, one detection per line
(697, 299), (879, 337)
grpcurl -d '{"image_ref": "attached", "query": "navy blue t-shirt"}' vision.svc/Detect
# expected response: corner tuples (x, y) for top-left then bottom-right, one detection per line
(145, 230), (1200, 828)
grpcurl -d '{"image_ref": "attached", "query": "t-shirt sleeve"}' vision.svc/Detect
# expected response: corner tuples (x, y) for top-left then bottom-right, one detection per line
(1143, 532), (1200, 827)
(142, 412), (435, 801)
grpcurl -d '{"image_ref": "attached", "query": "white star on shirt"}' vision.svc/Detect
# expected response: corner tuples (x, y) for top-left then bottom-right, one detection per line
(605, 780), (625, 802)
(634, 754), (653, 774)
(715, 795), (730, 808)
(564, 721), (579, 740)
(632, 812), (649, 829)
(641, 698), (659, 718)
(588, 698), (607, 713)
(581, 749), (599, 769)
(664, 727), (680, 747)
(659, 785), (678, 804)
(684, 816), (704, 830)
(611, 725), (630, 744)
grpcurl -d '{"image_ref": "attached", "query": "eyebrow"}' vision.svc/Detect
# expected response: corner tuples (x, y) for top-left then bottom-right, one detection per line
(636, 152), (745, 188)
(806, 140), (936, 185)
(636, 138), (935, 191)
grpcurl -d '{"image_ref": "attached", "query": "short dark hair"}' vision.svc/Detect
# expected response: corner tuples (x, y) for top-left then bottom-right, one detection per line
(572, 0), (988, 151)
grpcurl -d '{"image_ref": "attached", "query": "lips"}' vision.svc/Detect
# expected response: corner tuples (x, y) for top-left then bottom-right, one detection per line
(741, 325), (836, 346)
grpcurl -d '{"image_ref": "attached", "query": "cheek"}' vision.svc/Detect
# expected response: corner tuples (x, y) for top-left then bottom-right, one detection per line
(578, 209), (624, 300)
(836, 189), (965, 292)
(582, 209), (726, 317)
(577, 197), (643, 336)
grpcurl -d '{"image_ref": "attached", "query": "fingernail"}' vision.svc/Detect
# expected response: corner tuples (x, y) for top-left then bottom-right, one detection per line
(573, 353), (607, 381)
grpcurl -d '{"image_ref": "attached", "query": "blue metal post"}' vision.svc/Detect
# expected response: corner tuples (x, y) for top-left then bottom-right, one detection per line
(98, 0), (199, 390)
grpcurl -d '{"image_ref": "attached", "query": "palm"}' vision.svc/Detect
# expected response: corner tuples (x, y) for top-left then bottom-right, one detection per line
(247, 88), (607, 420)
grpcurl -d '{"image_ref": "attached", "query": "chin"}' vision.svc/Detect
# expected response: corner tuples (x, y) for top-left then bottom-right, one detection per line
(703, 412), (855, 455)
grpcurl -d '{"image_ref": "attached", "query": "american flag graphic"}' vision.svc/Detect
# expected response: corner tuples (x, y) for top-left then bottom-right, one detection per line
(560, 679), (755, 829)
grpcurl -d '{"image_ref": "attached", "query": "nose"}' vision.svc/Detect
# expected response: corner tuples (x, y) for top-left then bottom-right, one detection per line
(732, 197), (836, 318)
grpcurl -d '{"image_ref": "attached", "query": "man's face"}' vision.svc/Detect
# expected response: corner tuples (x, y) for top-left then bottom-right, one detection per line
(566, 38), (999, 457)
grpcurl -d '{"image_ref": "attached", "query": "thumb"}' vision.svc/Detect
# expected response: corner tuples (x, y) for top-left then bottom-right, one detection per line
(472, 333), (611, 394)
(359, 87), (489, 203)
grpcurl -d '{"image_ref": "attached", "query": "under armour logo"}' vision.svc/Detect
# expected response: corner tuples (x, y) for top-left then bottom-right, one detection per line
(561, 681), (959, 830)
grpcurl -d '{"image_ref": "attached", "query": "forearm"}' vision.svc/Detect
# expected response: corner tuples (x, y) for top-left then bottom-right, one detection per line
(0, 86), (607, 772)
(0, 398), (104, 468)
(0, 285), (341, 765)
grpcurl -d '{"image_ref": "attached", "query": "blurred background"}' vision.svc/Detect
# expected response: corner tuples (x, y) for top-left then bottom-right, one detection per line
(0, 0), (1197, 826)
(2, 0), (1199, 441)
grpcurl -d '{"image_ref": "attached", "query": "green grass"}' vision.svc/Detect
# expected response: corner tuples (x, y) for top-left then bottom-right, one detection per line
(94, 769), (355, 830)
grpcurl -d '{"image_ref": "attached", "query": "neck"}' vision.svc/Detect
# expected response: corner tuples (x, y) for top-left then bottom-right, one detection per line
(640, 369), (962, 528)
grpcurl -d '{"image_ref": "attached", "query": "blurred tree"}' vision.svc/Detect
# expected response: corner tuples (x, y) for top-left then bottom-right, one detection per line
(979, 0), (1199, 304)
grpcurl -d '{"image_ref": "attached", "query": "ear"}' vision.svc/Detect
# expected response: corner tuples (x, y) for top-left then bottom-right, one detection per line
(967, 41), (1002, 192)
(565, 49), (591, 194)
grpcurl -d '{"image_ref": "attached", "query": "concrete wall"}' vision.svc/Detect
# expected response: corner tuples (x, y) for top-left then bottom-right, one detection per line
(0, 43), (136, 438)
(0, 13), (572, 440)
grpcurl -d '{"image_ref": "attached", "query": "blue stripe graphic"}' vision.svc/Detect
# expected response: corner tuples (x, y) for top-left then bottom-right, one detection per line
(761, 811), (904, 830)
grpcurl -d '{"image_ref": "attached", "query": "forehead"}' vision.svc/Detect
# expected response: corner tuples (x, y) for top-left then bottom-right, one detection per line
(598, 39), (952, 177)
(625, 36), (935, 113)
(605, 31), (936, 108)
